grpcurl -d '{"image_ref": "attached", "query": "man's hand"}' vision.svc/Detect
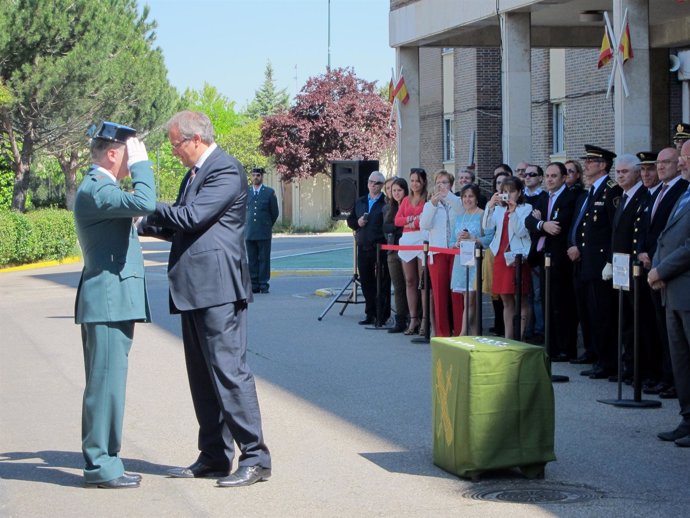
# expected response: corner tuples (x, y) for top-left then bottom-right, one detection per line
(126, 137), (149, 168)
(567, 246), (580, 262)
(601, 262), (613, 281)
(638, 252), (652, 270)
(543, 221), (561, 236)
(647, 267), (665, 290)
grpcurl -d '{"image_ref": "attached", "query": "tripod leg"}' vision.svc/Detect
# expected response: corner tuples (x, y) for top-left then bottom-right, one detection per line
(318, 275), (356, 320)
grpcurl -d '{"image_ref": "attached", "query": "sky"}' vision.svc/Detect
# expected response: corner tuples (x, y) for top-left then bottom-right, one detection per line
(143, 0), (394, 109)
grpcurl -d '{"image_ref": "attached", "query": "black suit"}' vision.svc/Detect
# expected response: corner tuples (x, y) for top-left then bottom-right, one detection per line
(637, 178), (689, 386)
(146, 145), (271, 472)
(569, 177), (623, 373)
(526, 187), (577, 357)
(347, 194), (391, 323)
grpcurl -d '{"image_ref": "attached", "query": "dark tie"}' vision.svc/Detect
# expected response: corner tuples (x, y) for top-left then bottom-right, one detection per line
(570, 185), (595, 245)
(182, 166), (198, 201)
(614, 193), (628, 227)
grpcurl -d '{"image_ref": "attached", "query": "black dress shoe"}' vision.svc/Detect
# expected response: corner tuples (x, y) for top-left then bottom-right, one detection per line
(85, 474), (140, 489)
(167, 461), (229, 479)
(570, 353), (596, 365)
(675, 435), (690, 447)
(658, 422), (690, 441)
(252, 287), (260, 294)
(124, 472), (142, 482)
(659, 387), (678, 399)
(589, 368), (613, 379)
(643, 382), (669, 395)
(260, 287), (269, 294)
(216, 466), (271, 487)
(580, 368), (596, 376)
(358, 316), (374, 325)
(387, 324), (406, 334)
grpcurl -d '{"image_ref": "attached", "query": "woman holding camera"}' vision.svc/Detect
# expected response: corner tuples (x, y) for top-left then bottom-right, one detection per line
(395, 168), (428, 335)
(483, 176), (532, 340)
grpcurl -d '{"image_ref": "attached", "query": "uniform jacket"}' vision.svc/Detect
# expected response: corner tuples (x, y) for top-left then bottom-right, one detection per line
(346, 194), (387, 250)
(145, 146), (253, 313)
(611, 185), (647, 257)
(653, 187), (690, 311)
(525, 188), (576, 272)
(483, 203), (532, 257)
(569, 177), (622, 281)
(245, 185), (279, 241)
(73, 161), (156, 324)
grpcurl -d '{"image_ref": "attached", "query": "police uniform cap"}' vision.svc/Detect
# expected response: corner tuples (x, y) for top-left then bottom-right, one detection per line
(91, 121), (136, 144)
(673, 122), (690, 141)
(580, 144), (616, 162)
(636, 151), (658, 164)
(251, 167), (266, 175)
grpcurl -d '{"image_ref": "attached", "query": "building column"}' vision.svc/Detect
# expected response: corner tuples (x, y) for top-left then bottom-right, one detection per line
(501, 12), (532, 167)
(613, 0), (651, 154)
(396, 47), (421, 177)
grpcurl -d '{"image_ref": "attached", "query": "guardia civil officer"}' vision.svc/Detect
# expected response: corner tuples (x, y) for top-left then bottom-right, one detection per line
(246, 167), (279, 293)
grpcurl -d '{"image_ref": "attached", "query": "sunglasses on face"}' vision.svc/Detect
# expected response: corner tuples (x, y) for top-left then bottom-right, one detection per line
(368, 180), (383, 185)
(525, 172), (540, 178)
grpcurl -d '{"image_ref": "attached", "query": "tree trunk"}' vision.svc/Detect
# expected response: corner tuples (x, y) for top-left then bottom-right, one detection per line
(58, 149), (80, 211)
(6, 121), (34, 213)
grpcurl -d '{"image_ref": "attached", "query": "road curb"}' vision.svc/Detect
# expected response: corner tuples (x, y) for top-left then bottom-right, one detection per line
(0, 256), (81, 273)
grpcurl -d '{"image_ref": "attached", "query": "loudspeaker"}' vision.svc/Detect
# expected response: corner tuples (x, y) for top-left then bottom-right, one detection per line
(331, 160), (379, 219)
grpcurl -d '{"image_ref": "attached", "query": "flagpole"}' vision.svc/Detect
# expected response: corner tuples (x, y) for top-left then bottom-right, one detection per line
(389, 67), (396, 128)
(605, 9), (630, 98)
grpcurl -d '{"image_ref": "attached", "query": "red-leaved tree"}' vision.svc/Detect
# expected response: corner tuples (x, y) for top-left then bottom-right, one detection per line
(260, 67), (395, 182)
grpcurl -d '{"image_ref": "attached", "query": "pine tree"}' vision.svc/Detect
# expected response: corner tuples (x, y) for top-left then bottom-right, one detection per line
(246, 61), (289, 119)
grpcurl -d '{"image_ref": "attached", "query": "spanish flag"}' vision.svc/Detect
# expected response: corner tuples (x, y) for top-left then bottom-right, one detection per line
(597, 29), (613, 69)
(388, 76), (395, 103)
(619, 21), (633, 64)
(395, 76), (409, 105)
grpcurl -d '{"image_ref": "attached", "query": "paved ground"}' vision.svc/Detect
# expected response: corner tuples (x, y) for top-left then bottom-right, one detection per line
(1, 235), (689, 517)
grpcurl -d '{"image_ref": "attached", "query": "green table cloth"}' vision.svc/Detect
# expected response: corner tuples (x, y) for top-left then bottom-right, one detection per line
(431, 336), (555, 480)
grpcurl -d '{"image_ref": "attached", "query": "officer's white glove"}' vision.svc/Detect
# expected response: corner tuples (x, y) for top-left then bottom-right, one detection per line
(601, 262), (613, 281)
(126, 137), (149, 168)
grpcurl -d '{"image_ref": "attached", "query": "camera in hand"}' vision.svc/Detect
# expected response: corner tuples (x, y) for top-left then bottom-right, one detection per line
(362, 212), (369, 221)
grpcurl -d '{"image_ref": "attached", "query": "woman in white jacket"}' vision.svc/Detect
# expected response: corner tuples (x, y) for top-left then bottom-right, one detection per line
(483, 176), (532, 340)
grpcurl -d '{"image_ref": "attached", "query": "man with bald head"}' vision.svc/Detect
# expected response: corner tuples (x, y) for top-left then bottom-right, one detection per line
(638, 147), (687, 398)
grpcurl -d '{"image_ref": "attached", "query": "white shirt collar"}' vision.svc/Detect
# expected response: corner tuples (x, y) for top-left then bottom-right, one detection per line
(664, 174), (683, 189)
(649, 182), (662, 195)
(194, 142), (217, 169)
(93, 165), (117, 184)
(591, 174), (608, 191)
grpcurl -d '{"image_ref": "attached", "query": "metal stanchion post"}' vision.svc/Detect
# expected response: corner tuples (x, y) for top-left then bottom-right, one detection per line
(514, 254), (523, 340)
(412, 241), (431, 344)
(545, 253), (569, 383)
(475, 244), (483, 336)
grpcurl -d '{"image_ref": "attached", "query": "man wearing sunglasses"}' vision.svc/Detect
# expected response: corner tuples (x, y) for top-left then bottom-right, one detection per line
(347, 170), (391, 326)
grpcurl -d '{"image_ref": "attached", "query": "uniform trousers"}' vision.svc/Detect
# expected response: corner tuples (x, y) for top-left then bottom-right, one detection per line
(428, 253), (464, 337)
(573, 267), (596, 360)
(584, 278), (617, 372)
(181, 301), (271, 470)
(246, 238), (272, 290)
(81, 321), (134, 483)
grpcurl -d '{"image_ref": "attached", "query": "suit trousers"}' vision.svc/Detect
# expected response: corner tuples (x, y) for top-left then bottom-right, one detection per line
(665, 309), (690, 419)
(542, 269), (576, 358)
(573, 268), (595, 359)
(81, 321), (134, 483)
(651, 289), (675, 385)
(357, 245), (390, 322)
(429, 253), (464, 337)
(584, 278), (617, 372)
(246, 238), (272, 290)
(181, 302), (271, 470)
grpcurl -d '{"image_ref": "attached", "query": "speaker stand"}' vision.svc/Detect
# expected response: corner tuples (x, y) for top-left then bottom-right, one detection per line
(318, 236), (363, 320)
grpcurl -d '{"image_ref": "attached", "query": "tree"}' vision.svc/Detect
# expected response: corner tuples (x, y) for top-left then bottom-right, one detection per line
(246, 61), (289, 119)
(260, 67), (395, 182)
(0, 0), (177, 211)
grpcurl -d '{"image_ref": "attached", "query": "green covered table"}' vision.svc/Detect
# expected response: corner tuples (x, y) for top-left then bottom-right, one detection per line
(431, 336), (555, 480)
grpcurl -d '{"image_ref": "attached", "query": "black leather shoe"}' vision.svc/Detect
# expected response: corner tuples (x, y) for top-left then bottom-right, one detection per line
(358, 316), (374, 325)
(580, 368), (596, 376)
(570, 353), (596, 365)
(124, 472), (142, 482)
(675, 435), (690, 447)
(216, 466), (271, 487)
(85, 474), (140, 489)
(167, 461), (229, 478)
(659, 387), (678, 399)
(260, 287), (269, 294)
(252, 287), (260, 294)
(387, 323), (406, 334)
(550, 353), (569, 362)
(643, 382), (669, 395)
(589, 368), (613, 379)
(658, 422), (690, 441)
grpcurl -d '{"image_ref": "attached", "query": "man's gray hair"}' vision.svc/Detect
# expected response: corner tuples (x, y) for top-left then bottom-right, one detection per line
(369, 170), (385, 183)
(616, 153), (641, 171)
(90, 139), (123, 161)
(166, 111), (215, 144)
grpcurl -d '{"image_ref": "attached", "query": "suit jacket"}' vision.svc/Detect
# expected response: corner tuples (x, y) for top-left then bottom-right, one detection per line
(73, 161), (156, 324)
(525, 188), (576, 273)
(653, 187), (690, 311)
(346, 194), (387, 250)
(611, 185), (647, 257)
(246, 185), (279, 240)
(146, 146), (252, 313)
(569, 177), (622, 281)
(636, 178), (689, 259)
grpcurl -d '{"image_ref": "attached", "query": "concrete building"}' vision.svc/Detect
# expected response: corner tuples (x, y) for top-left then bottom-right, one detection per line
(389, 0), (690, 184)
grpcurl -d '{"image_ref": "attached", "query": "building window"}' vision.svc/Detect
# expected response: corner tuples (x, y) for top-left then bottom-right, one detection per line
(442, 47), (454, 55)
(552, 102), (564, 155)
(443, 115), (455, 162)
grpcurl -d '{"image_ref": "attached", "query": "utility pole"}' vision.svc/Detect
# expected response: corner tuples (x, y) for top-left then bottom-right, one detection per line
(327, 0), (331, 69)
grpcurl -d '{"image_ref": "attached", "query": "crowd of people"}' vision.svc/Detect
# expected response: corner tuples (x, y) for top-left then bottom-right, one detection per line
(348, 122), (690, 448)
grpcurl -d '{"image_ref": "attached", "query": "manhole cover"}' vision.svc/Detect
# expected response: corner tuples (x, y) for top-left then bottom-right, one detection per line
(463, 484), (603, 504)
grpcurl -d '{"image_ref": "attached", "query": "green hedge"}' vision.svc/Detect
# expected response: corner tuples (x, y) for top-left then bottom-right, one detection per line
(0, 208), (78, 267)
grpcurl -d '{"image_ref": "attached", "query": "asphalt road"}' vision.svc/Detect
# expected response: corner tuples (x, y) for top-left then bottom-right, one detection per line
(1, 234), (689, 517)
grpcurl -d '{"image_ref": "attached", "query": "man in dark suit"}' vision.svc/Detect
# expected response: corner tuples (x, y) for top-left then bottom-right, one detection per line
(347, 170), (391, 326)
(144, 111), (271, 487)
(567, 145), (622, 379)
(637, 147), (687, 398)
(246, 167), (279, 294)
(526, 162), (576, 360)
(524, 164), (546, 343)
(604, 154), (647, 382)
(74, 122), (155, 489)
(648, 138), (690, 446)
